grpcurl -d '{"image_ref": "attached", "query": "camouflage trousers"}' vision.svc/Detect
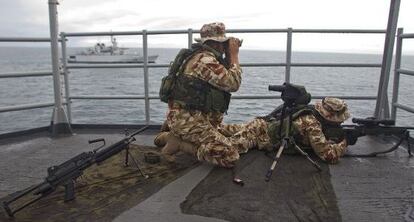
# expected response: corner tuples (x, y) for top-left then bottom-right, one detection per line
(167, 109), (270, 168)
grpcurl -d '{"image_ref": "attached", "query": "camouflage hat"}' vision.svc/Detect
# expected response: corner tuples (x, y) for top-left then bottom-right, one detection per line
(194, 22), (230, 43)
(315, 97), (350, 123)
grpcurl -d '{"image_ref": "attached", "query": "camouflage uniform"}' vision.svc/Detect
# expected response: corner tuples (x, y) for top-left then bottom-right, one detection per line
(165, 22), (349, 166)
(167, 50), (248, 168)
(235, 98), (350, 164)
(291, 114), (348, 164)
(219, 112), (348, 164)
(218, 118), (271, 153)
(166, 22), (265, 168)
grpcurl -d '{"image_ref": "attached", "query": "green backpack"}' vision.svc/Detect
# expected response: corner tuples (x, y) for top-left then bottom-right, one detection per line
(159, 44), (203, 103)
(266, 105), (346, 153)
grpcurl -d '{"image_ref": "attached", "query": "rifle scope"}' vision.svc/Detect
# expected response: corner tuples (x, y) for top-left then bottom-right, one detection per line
(352, 118), (395, 126)
(268, 85), (285, 92)
(268, 83), (311, 106)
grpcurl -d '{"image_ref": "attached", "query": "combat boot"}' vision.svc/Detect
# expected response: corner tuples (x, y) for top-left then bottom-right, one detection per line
(154, 131), (169, 147)
(161, 134), (180, 162)
(160, 133), (197, 162)
(178, 140), (197, 156)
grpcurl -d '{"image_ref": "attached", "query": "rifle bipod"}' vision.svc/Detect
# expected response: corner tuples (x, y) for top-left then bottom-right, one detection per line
(124, 144), (149, 179)
(265, 137), (322, 182)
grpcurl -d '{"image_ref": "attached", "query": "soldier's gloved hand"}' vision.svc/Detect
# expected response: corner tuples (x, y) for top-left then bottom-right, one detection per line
(226, 37), (240, 65)
(228, 37), (241, 51)
(344, 130), (360, 146)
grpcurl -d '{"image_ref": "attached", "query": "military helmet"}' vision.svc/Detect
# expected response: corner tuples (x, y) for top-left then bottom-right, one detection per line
(315, 97), (350, 123)
(195, 22), (230, 44)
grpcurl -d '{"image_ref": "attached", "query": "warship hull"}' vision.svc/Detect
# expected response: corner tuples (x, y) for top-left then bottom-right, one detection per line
(67, 54), (158, 63)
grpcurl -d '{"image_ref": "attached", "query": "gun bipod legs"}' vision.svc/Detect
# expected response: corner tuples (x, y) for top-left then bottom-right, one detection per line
(265, 138), (288, 182)
(265, 138), (321, 182)
(124, 147), (149, 179)
(292, 142), (322, 171)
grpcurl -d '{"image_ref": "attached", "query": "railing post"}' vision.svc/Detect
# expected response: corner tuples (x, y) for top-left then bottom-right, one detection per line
(374, 0), (401, 119)
(48, 0), (72, 136)
(285, 28), (293, 83)
(391, 28), (403, 121)
(188, 28), (193, 49)
(60, 32), (72, 123)
(142, 30), (150, 125)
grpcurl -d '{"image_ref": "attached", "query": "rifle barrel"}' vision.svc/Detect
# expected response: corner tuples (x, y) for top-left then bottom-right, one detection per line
(352, 118), (395, 126)
(95, 126), (149, 163)
(94, 139), (129, 163)
(130, 125), (149, 137)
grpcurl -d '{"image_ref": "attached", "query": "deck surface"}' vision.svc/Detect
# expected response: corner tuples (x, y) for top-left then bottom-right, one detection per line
(0, 128), (413, 222)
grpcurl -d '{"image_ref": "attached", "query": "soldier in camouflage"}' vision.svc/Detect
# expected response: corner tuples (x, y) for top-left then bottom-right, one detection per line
(156, 22), (263, 167)
(302, 97), (351, 163)
(156, 22), (352, 166)
(269, 97), (352, 164)
(209, 97), (351, 164)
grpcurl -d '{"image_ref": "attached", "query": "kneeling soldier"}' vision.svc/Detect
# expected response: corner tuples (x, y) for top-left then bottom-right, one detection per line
(156, 22), (248, 167)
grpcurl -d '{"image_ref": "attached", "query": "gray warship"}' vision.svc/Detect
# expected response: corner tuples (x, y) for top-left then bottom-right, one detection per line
(0, 0), (413, 221)
(67, 36), (158, 64)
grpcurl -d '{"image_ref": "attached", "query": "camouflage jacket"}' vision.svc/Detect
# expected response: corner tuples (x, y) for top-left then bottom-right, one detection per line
(168, 49), (242, 125)
(293, 114), (348, 164)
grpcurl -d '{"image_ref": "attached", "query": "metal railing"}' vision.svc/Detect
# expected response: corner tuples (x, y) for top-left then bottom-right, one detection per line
(8, 28), (414, 132)
(391, 28), (414, 120)
(0, 37), (58, 113)
(59, 28), (386, 125)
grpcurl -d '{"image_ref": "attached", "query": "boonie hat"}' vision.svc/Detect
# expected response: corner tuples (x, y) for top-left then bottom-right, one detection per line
(195, 22), (230, 43)
(315, 97), (350, 123)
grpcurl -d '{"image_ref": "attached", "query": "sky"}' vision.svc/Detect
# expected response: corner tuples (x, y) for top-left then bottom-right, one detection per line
(1, 0), (414, 53)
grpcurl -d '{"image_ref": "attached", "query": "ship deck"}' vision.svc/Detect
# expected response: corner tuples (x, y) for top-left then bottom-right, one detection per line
(0, 126), (413, 222)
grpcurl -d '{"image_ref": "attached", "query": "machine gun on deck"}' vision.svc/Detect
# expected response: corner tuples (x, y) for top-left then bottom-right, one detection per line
(1, 126), (149, 217)
(331, 118), (413, 157)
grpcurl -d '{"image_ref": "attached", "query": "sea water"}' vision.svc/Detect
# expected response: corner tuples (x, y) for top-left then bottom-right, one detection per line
(0, 47), (413, 134)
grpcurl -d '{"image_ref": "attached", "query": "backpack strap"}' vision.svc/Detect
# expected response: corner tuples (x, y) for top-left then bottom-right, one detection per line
(176, 43), (228, 76)
(176, 44), (204, 75)
(201, 44), (229, 68)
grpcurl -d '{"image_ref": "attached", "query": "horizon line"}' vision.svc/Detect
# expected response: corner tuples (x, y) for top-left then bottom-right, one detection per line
(1, 45), (414, 56)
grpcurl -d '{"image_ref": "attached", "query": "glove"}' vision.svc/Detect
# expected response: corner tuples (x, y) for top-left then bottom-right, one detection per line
(344, 130), (361, 146)
(225, 37), (240, 65)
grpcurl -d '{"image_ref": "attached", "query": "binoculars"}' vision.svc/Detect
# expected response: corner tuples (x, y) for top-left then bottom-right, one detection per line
(238, 39), (243, 47)
(227, 37), (243, 47)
